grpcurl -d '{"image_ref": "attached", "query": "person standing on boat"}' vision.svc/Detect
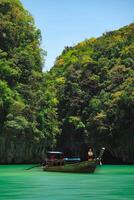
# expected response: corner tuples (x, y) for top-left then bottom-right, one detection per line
(88, 148), (94, 160)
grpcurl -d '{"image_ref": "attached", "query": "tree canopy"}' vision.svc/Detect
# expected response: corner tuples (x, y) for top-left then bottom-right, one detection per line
(0, 0), (60, 163)
(50, 23), (134, 162)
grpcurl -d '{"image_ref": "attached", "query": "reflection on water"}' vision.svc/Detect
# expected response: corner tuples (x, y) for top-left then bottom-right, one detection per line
(0, 165), (134, 200)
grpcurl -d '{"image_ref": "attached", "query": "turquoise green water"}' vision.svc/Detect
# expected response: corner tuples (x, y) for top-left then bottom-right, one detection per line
(0, 165), (134, 200)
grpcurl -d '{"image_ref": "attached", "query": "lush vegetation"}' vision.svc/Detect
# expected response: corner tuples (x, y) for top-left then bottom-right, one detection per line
(50, 23), (134, 162)
(0, 0), (133, 163)
(0, 0), (60, 163)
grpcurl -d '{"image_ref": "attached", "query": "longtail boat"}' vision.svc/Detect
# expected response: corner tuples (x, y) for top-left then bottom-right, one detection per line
(42, 147), (105, 173)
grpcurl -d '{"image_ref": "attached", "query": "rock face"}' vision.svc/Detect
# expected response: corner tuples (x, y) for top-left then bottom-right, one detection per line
(0, 136), (45, 164)
(51, 23), (134, 163)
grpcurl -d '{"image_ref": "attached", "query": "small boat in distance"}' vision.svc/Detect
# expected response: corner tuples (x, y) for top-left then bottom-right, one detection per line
(42, 147), (105, 173)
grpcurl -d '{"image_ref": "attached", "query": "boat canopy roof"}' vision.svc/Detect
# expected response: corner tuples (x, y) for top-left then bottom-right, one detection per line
(47, 151), (63, 154)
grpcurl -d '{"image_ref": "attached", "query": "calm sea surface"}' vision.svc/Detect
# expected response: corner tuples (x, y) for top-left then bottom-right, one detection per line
(0, 165), (134, 200)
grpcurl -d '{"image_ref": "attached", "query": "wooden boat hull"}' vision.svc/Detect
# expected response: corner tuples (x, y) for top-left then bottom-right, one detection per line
(43, 160), (98, 173)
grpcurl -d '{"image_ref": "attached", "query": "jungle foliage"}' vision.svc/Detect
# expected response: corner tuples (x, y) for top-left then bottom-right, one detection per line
(50, 23), (134, 162)
(0, 0), (60, 163)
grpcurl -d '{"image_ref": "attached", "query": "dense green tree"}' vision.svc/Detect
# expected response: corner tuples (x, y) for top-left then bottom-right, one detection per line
(51, 23), (134, 162)
(0, 0), (60, 163)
